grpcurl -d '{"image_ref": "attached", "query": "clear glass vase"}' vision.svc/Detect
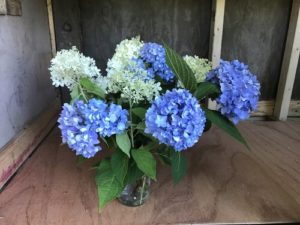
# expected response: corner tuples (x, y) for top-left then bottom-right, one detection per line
(118, 176), (151, 207)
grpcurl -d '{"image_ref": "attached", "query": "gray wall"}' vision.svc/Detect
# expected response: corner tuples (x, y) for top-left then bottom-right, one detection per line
(79, 0), (212, 72)
(0, 0), (57, 148)
(221, 0), (292, 100)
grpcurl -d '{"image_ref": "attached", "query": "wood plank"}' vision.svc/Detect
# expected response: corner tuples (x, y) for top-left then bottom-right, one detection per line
(0, 99), (60, 189)
(47, 0), (57, 56)
(208, 0), (226, 110)
(274, 0), (300, 121)
(251, 100), (274, 117)
(6, 0), (21, 16)
(0, 121), (300, 224)
(0, 0), (7, 15)
(250, 100), (300, 117)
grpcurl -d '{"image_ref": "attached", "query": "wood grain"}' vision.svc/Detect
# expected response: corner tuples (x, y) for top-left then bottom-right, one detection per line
(0, 0), (6, 15)
(0, 121), (300, 224)
(0, 100), (60, 189)
(6, 0), (22, 16)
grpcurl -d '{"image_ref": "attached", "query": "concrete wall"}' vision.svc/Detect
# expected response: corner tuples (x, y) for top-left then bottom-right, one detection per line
(0, 0), (57, 149)
(221, 0), (292, 100)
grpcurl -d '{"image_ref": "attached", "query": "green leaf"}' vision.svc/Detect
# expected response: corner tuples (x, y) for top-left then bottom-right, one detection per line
(95, 167), (123, 210)
(132, 107), (147, 120)
(203, 119), (212, 132)
(156, 146), (171, 165)
(203, 108), (249, 149)
(70, 85), (80, 103)
(116, 132), (131, 157)
(164, 44), (197, 92)
(111, 150), (129, 183)
(96, 159), (111, 173)
(194, 82), (220, 100)
(131, 148), (156, 180)
(136, 121), (146, 130)
(80, 77), (105, 99)
(125, 163), (144, 185)
(170, 151), (188, 184)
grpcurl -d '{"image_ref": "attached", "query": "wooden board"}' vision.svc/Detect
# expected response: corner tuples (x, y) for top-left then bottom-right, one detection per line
(274, 0), (300, 120)
(0, 0), (7, 14)
(0, 121), (300, 224)
(0, 99), (60, 189)
(208, 0), (225, 110)
(6, 0), (22, 16)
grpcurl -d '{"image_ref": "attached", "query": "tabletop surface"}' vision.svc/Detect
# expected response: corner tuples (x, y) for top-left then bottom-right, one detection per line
(0, 121), (300, 225)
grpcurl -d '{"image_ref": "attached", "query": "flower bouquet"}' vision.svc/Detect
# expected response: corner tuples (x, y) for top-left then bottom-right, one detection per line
(49, 37), (260, 210)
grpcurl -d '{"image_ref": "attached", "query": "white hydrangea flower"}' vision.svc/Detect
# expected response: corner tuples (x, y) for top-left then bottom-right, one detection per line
(183, 55), (212, 83)
(106, 37), (162, 103)
(49, 46), (102, 89)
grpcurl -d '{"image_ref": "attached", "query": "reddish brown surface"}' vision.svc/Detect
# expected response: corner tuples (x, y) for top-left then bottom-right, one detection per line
(0, 121), (300, 225)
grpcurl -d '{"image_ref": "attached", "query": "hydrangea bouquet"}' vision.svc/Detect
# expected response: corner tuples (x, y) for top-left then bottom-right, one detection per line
(49, 37), (260, 210)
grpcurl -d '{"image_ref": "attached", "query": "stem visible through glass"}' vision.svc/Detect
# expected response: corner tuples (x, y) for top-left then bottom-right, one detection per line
(139, 175), (146, 205)
(129, 99), (135, 148)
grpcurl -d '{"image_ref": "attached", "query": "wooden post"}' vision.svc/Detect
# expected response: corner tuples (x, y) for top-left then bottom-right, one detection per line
(208, 0), (226, 110)
(47, 0), (57, 56)
(0, 0), (7, 14)
(274, 0), (300, 121)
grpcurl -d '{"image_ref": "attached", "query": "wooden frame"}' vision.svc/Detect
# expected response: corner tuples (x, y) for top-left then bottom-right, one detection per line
(274, 0), (300, 121)
(208, 0), (226, 110)
(0, 100), (60, 189)
(47, 0), (57, 56)
(0, 0), (7, 14)
(0, 0), (22, 16)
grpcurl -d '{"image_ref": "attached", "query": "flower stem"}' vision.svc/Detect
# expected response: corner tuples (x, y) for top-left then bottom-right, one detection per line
(129, 100), (135, 148)
(139, 176), (146, 205)
(78, 83), (88, 103)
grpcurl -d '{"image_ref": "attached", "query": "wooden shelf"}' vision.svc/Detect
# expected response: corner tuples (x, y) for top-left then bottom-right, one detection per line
(0, 121), (300, 224)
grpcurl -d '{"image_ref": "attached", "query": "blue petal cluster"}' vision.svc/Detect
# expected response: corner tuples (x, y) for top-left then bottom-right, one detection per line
(206, 60), (260, 124)
(58, 99), (128, 158)
(145, 89), (206, 151)
(58, 101), (101, 158)
(85, 99), (128, 137)
(140, 43), (175, 82)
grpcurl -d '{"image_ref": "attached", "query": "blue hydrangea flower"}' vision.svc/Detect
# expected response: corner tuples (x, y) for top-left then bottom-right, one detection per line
(85, 99), (128, 137)
(58, 101), (101, 158)
(140, 43), (175, 82)
(206, 60), (260, 124)
(145, 89), (206, 151)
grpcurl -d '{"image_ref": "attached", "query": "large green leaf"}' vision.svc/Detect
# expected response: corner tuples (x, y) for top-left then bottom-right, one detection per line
(79, 77), (105, 99)
(116, 132), (131, 157)
(170, 151), (188, 184)
(125, 163), (144, 185)
(194, 82), (220, 100)
(132, 107), (147, 120)
(131, 148), (156, 180)
(203, 108), (249, 149)
(164, 44), (197, 92)
(70, 85), (80, 103)
(95, 168), (123, 210)
(111, 150), (129, 183)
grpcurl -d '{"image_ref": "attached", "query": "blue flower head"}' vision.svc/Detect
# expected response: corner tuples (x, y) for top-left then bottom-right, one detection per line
(140, 43), (175, 82)
(206, 60), (260, 124)
(145, 89), (206, 151)
(85, 99), (129, 137)
(58, 100), (101, 158)
(58, 99), (128, 158)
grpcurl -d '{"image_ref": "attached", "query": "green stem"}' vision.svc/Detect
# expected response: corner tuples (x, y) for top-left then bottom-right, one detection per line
(139, 176), (147, 205)
(78, 83), (88, 103)
(129, 100), (135, 148)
